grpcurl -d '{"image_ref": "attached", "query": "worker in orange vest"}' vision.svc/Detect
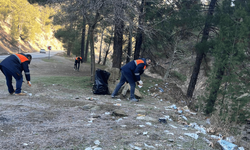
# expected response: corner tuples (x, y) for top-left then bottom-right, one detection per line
(74, 56), (83, 71)
(0, 53), (32, 96)
(111, 58), (151, 102)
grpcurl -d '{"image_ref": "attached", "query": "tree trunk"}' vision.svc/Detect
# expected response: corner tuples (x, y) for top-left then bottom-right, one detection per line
(186, 0), (217, 98)
(98, 29), (104, 64)
(90, 12), (100, 81)
(205, 66), (225, 114)
(112, 11), (124, 68)
(80, 17), (86, 61)
(163, 40), (178, 80)
(84, 25), (90, 63)
(134, 0), (145, 60)
(126, 23), (132, 64)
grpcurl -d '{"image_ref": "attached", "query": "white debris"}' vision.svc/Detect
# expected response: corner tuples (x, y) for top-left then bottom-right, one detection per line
(120, 125), (127, 128)
(181, 115), (188, 121)
(139, 125), (145, 128)
(143, 132), (148, 135)
(169, 124), (178, 128)
(189, 122), (206, 134)
(217, 140), (238, 150)
(144, 143), (156, 149)
(146, 122), (152, 126)
(105, 112), (110, 115)
(94, 140), (100, 145)
(184, 133), (199, 140)
(129, 144), (142, 150)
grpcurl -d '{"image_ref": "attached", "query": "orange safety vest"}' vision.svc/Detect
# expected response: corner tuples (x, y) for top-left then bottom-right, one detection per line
(15, 54), (29, 63)
(76, 57), (82, 60)
(134, 59), (146, 69)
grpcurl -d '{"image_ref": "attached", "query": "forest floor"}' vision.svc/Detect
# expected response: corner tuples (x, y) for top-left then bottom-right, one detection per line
(0, 54), (247, 150)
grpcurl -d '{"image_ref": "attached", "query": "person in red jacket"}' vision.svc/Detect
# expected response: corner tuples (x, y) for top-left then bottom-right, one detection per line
(0, 53), (32, 96)
(74, 56), (82, 71)
(111, 58), (151, 102)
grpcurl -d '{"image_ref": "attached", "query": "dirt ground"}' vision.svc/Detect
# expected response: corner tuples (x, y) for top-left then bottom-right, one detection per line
(0, 54), (243, 150)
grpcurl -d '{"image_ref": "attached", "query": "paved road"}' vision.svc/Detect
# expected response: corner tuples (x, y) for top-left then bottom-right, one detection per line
(0, 50), (63, 61)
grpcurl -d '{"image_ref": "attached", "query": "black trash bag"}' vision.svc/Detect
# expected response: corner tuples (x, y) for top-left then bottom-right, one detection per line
(93, 69), (110, 94)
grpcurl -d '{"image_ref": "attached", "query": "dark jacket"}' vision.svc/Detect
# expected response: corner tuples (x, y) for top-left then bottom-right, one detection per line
(121, 58), (147, 82)
(0, 53), (31, 81)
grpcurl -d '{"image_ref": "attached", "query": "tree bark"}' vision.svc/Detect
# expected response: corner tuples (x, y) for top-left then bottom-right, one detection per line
(98, 29), (104, 64)
(90, 12), (100, 81)
(126, 23), (132, 64)
(186, 0), (217, 98)
(80, 17), (86, 61)
(205, 66), (225, 114)
(134, 0), (145, 60)
(112, 2), (124, 68)
(84, 25), (90, 63)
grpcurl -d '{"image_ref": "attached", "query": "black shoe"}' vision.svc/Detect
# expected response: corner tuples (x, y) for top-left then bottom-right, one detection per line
(130, 98), (139, 102)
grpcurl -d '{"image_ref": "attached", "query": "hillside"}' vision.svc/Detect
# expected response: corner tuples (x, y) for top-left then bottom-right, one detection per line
(0, 21), (63, 55)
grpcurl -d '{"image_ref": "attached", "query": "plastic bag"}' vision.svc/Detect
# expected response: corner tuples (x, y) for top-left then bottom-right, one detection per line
(93, 69), (110, 94)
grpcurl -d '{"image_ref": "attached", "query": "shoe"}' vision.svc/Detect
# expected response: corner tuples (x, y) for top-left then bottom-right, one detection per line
(9, 89), (16, 95)
(14, 93), (27, 96)
(111, 95), (115, 98)
(130, 98), (139, 102)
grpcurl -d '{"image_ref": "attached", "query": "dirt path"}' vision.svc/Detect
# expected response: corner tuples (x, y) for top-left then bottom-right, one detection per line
(0, 55), (221, 150)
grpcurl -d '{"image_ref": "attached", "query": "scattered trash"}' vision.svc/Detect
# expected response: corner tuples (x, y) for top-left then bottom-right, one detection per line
(189, 122), (206, 134)
(158, 118), (167, 124)
(217, 140), (238, 150)
(169, 124), (178, 128)
(137, 114), (145, 117)
(113, 103), (121, 106)
(120, 125), (127, 128)
(206, 118), (211, 125)
(168, 139), (174, 142)
(129, 144), (142, 150)
(211, 135), (222, 140)
(238, 147), (245, 150)
(139, 125), (145, 128)
(86, 97), (97, 101)
(178, 110), (183, 114)
(105, 112), (110, 115)
(184, 133), (199, 140)
(28, 93), (32, 96)
(143, 132), (148, 135)
(94, 140), (100, 145)
(23, 143), (28, 146)
(146, 122), (152, 126)
(181, 115), (188, 121)
(116, 118), (123, 122)
(178, 136), (185, 140)
(164, 115), (173, 121)
(226, 136), (236, 143)
(144, 143), (155, 149)
(158, 87), (164, 92)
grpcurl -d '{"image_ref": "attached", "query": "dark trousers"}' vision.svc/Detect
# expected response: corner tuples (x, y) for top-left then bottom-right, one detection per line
(1, 66), (23, 94)
(74, 61), (80, 70)
(112, 70), (136, 99)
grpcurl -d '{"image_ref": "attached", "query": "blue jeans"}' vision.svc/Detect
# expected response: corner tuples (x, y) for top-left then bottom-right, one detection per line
(1, 66), (23, 94)
(112, 70), (136, 99)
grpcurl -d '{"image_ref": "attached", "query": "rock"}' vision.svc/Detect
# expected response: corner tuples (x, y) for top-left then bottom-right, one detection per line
(121, 84), (142, 98)
(136, 116), (158, 122)
(106, 68), (120, 84)
(112, 109), (128, 117)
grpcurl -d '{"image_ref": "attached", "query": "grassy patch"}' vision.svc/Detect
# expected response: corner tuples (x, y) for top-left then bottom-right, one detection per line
(33, 76), (92, 89)
(41, 58), (57, 63)
(171, 71), (187, 82)
(140, 76), (164, 95)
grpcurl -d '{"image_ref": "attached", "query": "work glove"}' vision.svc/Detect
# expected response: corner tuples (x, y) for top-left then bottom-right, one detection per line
(27, 81), (31, 87)
(138, 80), (143, 85)
(137, 80), (143, 88)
